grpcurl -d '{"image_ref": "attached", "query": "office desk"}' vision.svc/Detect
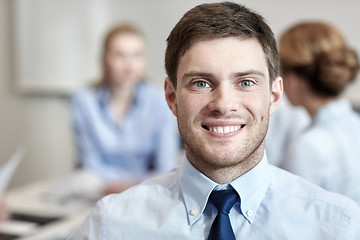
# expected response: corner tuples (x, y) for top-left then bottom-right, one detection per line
(3, 177), (96, 240)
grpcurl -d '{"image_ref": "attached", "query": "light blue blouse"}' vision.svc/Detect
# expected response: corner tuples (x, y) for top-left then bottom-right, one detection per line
(70, 82), (180, 183)
(266, 95), (310, 166)
(71, 153), (360, 239)
(282, 99), (360, 204)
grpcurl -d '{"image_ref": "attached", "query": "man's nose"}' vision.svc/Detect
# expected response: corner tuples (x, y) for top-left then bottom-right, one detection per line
(207, 85), (238, 115)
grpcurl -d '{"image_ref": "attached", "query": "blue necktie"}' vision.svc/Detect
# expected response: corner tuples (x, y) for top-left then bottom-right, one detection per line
(208, 188), (239, 240)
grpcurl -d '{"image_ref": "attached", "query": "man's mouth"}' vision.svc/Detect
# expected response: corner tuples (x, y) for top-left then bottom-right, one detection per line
(202, 124), (245, 134)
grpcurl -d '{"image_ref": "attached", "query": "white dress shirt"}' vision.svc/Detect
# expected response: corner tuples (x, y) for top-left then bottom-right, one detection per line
(70, 153), (360, 239)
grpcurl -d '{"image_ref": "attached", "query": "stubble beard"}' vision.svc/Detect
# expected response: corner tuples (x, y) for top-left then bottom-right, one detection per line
(178, 115), (269, 178)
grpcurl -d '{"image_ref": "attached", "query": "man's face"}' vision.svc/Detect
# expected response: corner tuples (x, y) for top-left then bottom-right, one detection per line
(165, 37), (282, 171)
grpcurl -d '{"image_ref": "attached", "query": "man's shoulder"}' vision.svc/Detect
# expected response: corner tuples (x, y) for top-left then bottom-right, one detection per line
(99, 169), (180, 208)
(269, 166), (360, 211)
(72, 168), (203, 239)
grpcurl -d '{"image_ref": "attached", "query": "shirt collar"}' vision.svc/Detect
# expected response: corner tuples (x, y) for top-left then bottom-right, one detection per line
(179, 153), (271, 225)
(230, 153), (270, 223)
(179, 157), (218, 225)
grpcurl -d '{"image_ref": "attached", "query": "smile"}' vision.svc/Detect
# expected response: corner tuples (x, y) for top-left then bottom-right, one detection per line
(202, 124), (245, 134)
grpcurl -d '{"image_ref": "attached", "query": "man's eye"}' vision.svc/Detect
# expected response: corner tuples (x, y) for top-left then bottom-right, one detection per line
(240, 80), (253, 87)
(195, 81), (209, 88)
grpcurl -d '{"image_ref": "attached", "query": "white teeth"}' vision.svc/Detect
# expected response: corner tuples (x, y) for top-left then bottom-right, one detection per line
(229, 126), (234, 132)
(208, 125), (242, 134)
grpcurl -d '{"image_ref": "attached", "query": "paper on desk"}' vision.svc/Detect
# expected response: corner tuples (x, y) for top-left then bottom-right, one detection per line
(0, 220), (37, 236)
(0, 147), (26, 195)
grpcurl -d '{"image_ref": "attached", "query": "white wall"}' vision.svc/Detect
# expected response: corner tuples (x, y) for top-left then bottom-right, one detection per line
(0, 0), (75, 188)
(1, 0), (360, 189)
(0, 0), (25, 182)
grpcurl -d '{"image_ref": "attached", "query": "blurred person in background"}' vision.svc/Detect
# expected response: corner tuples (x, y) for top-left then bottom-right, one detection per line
(279, 21), (360, 203)
(265, 94), (310, 166)
(70, 23), (180, 195)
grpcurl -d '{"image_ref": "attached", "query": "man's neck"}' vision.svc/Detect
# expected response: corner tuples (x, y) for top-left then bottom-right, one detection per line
(186, 145), (265, 184)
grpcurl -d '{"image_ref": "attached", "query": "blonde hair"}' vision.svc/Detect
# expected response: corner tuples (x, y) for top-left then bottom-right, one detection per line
(279, 22), (359, 96)
(94, 23), (144, 88)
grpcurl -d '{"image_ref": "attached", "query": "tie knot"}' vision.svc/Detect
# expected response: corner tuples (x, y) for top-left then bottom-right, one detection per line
(209, 188), (239, 215)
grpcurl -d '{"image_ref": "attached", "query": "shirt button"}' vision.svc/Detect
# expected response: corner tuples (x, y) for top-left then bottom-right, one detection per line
(190, 209), (197, 216)
(246, 210), (253, 217)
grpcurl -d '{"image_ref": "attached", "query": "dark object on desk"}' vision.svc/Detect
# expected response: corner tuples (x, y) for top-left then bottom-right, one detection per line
(0, 213), (63, 240)
(0, 233), (19, 240)
(11, 212), (62, 226)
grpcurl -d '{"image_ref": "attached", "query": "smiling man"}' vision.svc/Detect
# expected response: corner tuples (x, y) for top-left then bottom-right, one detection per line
(168, 37), (277, 185)
(71, 2), (360, 239)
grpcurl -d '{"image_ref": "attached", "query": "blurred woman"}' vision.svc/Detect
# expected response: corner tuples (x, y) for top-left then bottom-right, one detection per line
(279, 22), (360, 203)
(265, 94), (310, 166)
(70, 23), (180, 195)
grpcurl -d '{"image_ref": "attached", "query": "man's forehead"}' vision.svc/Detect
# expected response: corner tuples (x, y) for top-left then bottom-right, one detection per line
(184, 36), (261, 52)
(177, 37), (269, 79)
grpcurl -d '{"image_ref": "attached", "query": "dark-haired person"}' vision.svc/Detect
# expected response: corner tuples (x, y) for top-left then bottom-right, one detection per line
(70, 23), (180, 195)
(71, 3), (360, 239)
(279, 22), (360, 204)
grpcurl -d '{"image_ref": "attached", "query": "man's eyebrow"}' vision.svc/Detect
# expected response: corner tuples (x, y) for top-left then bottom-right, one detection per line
(181, 70), (266, 81)
(233, 70), (265, 78)
(181, 71), (213, 80)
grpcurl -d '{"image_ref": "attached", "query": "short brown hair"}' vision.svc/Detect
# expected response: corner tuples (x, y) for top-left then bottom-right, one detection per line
(165, 2), (279, 88)
(280, 22), (359, 96)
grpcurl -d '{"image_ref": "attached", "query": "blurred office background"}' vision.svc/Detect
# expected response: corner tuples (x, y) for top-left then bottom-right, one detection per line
(1, 0), (360, 189)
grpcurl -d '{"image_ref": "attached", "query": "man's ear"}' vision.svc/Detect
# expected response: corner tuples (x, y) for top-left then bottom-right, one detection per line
(269, 76), (283, 116)
(164, 77), (177, 117)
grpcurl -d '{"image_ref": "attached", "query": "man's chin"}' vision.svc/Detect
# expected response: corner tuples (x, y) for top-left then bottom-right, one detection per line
(195, 148), (242, 166)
